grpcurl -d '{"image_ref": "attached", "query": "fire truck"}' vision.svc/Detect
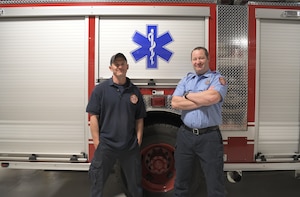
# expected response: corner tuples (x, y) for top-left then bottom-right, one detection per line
(1, 0), (300, 196)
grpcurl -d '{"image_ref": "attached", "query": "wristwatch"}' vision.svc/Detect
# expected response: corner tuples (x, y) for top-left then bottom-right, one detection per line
(184, 92), (189, 99)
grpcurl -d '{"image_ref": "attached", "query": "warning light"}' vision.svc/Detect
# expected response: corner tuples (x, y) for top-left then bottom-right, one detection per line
(151, 96), (166, 107)
(1, 162), (9, 168)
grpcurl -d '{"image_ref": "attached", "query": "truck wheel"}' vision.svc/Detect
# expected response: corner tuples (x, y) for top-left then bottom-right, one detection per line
(140, 123), (177, 197)
(113, 123), (176, 197)
(118, 123), (205, 197)
(140, 124), (205, 197)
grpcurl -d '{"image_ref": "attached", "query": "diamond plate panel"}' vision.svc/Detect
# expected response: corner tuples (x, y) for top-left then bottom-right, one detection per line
(143, 95), (181, 115)
(217, 5), (248, 131)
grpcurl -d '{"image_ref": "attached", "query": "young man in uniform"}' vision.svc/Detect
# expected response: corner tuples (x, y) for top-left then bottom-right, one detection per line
(171, 47), (228, 197)
(86, 53), (146, 197)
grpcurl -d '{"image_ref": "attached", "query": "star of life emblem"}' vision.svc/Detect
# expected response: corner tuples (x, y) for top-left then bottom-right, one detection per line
(131, 25), (174, 69)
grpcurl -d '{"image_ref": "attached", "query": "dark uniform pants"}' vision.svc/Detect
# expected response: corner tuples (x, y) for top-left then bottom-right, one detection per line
(174, 125), (225, 197)
(89, 143), (143, 197)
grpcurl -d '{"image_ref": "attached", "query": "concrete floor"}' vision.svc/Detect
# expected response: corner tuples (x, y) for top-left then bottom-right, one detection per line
(1, 168), (300, 197)
(0, 167), (125, 197)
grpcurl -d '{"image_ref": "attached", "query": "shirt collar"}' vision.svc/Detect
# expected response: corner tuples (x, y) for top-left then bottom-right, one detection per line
(108, 77), (132, 88)
(189, 69), (212, 79)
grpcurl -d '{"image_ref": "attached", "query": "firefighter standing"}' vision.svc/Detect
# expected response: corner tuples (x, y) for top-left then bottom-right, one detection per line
(171, 47), (228, 197)
(86, 53), (146, 197)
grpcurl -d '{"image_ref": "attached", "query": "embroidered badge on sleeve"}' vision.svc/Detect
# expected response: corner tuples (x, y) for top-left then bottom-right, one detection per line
(219, 77), (226, 85)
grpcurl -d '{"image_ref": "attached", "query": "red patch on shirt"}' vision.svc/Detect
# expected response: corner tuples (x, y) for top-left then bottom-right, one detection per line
(219, 77), (226, 85)
(130, 94), (138, 104)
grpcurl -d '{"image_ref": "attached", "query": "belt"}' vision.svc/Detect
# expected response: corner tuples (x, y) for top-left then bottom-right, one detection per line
(182, 124), (219, 135)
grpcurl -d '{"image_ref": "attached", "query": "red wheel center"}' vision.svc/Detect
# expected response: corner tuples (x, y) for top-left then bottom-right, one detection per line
(141, 143), (176, 192)
(150, 156), (168, 173)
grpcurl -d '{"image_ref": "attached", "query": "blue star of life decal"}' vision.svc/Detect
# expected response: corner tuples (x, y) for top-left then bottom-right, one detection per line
(131, 25), (173, 69)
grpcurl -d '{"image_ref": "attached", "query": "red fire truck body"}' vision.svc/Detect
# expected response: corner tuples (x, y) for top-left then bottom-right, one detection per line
(1, 0), (300, 195)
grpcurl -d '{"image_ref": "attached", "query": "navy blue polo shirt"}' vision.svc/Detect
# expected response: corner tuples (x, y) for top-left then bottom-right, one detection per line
(86, 77), (146, 150)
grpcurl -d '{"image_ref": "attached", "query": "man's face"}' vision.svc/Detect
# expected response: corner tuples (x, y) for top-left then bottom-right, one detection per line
(109, 57), (128, 77)
(191, 49), (210, 75)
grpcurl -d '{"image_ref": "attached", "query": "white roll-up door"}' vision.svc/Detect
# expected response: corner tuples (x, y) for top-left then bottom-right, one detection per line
(97, 6), (210, 80)
(256, 10), (300, 156)
(0, 17), (88, 156)
(99, 18), (206, 79)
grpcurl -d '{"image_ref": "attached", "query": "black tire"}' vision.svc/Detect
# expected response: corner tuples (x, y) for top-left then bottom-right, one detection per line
(141, 124), (206, 197)
(141, 123), (177, 197)
(118, 123), (206, 197)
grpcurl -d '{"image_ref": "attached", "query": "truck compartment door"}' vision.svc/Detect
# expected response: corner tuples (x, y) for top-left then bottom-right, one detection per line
(256, 9), (300, 160)
(0, 17), (88, 161)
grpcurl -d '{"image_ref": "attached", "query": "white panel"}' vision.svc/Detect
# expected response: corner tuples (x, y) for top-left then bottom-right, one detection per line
(256, 8), (300, 20)
(257, 19), (300, 154)
(0, 17), (87, 155)
(99, 17), (206, 79)
(0, 6), (210, 17)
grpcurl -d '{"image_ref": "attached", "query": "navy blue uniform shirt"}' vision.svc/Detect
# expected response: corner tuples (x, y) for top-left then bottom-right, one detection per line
(86, 77), (147, 150)
(173, 69), (227, 128)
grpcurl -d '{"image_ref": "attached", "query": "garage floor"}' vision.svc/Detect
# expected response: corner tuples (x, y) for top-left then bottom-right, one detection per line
(0, 167), (300, 197)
